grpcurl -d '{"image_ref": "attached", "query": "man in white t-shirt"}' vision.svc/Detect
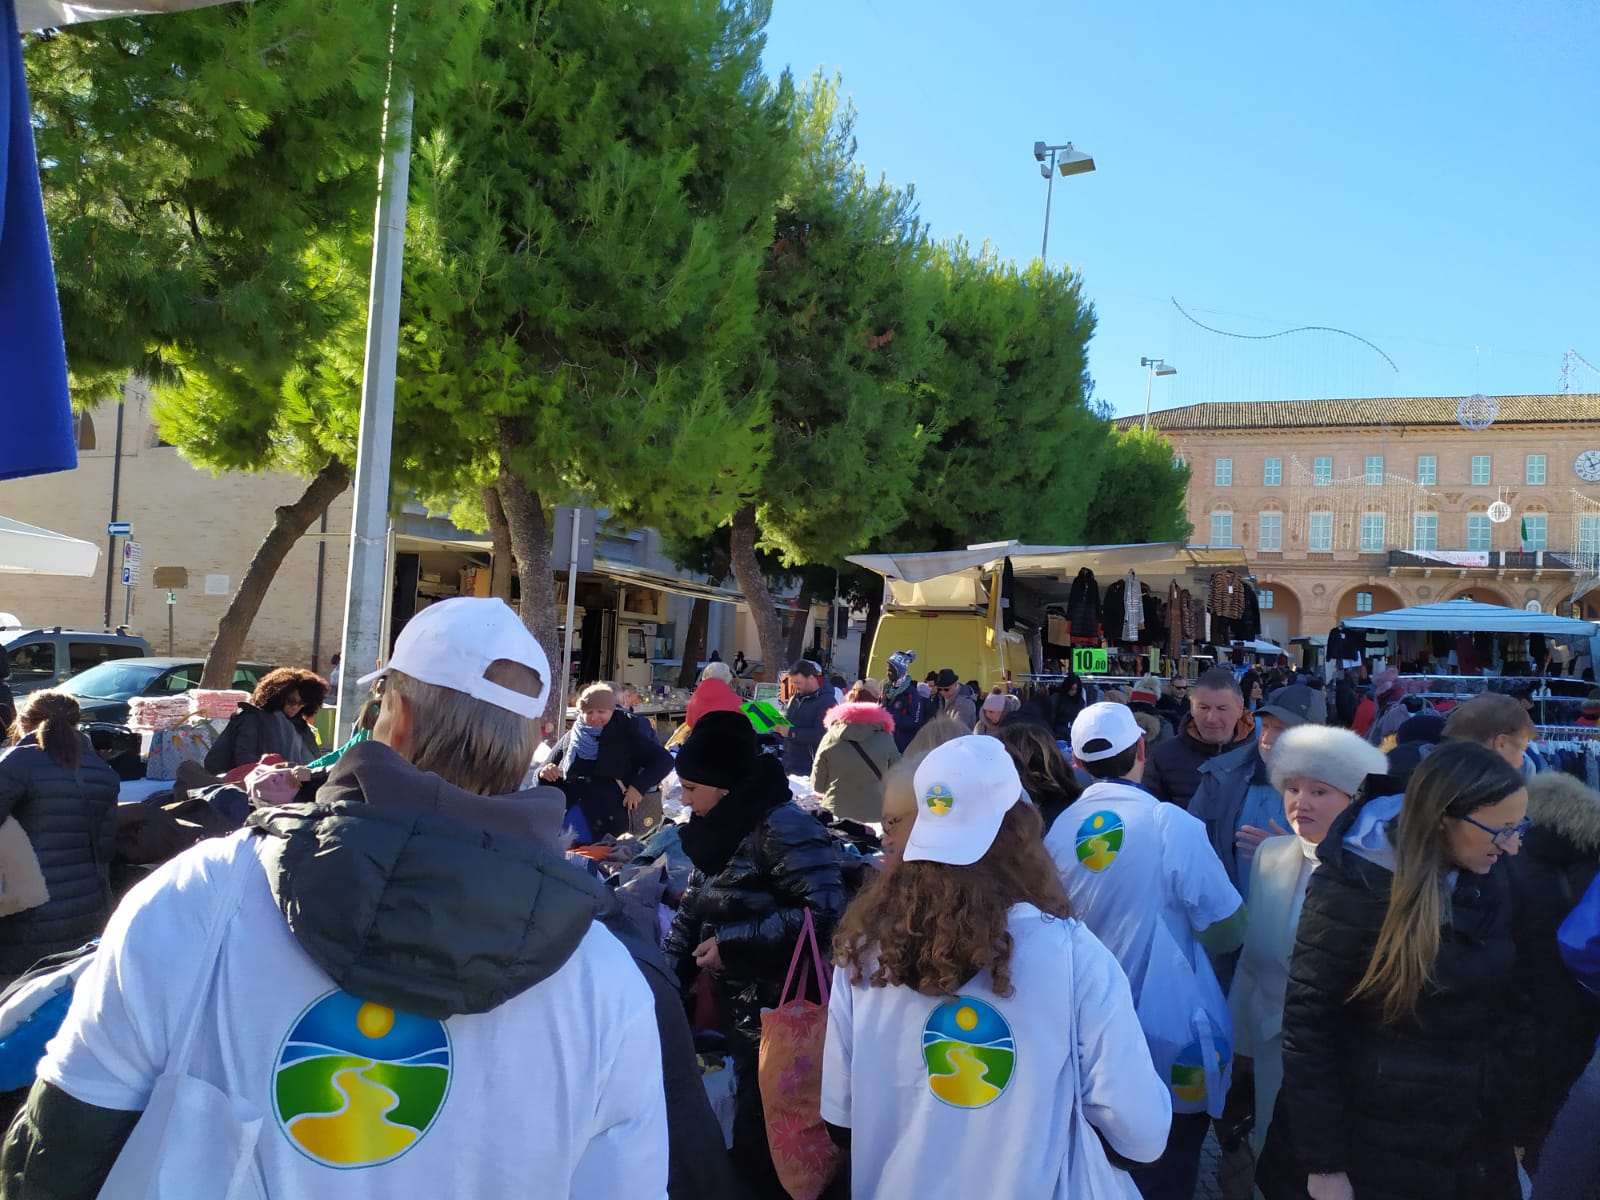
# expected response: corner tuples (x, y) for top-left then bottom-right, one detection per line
(1, 599), (675, 1199)
(1046, 701), (1247, 1200)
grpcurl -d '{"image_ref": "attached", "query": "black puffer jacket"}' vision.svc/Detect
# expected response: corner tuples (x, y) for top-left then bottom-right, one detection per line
(1505, 771), (1600, 1164)
(1271, 794), (1520, 1200)
(0, 744), (119, 976)
(664, 758), (845, 1054)
(1144, 711), (1257, 810)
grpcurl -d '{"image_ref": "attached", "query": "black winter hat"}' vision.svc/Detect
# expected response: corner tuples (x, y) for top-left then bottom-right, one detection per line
(675, 710), (758, 789)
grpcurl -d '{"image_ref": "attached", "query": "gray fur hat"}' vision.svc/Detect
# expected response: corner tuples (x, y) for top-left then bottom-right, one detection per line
(1268, 723), (1389, 798)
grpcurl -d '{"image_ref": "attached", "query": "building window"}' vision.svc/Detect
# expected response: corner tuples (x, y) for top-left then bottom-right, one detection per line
(1522, 514), (1548, 551)
(1214, 458), (1233, 487)
(1360, 512), (1386, 553)
(1263, 457), (1282, 487)
(1416, 455), (1437, 486)
(1210, 511), (1234, 546)
(1309, 511), (1333, 552)
(1259, 587), (1275, 610)
(1355, 591), (1374, 613)
(1471, 454), (1491, 486)
(1466, 513), (1492, 552)
(1313, 456), (1332, 486)
(1259, 512), (1283, 552)
(1580, 514), (1600, 555)
(1526, 454), (1547, 485)
(1413, 512), (1438, 551)
(1365, 455), (1384, 485)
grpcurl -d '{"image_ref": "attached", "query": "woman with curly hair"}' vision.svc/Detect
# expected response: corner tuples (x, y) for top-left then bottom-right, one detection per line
(204, 666), (326, 774)
(822, 736), (1169, 1198)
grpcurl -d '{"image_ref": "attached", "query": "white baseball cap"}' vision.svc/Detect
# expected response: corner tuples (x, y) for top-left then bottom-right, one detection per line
(903, 737), (1026, 867)
(357, 597), (552, 719)
(1070, 701), (1144, 763)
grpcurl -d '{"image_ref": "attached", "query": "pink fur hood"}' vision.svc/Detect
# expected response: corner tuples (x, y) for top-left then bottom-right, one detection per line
(823, 701), (895, 733)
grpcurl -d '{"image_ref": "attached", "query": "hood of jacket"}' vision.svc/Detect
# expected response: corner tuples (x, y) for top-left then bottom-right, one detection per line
(247, 739), (611, 1020)
(1525, 771), (1600, 862)
(1179, 710), (1258, 759)
(824, 701), (894, 734)
(687, 677), (744, 727)
(1336, 789), (1404, 873)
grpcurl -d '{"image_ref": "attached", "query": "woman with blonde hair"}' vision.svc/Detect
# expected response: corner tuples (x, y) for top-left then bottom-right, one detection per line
(0, 691), (120, 980)
(823, 737), (1168, 1197)
(1265, 740), (1528, 1200)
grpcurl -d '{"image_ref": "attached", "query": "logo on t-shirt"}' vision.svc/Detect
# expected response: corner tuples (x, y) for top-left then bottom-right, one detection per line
(921, 996), (1015, 1109)
(923, 782), (955, 815)
(1074, 810), (1124, 872)
(1170, 1035), (1230, 1105)
(274, 990), (452, 1168)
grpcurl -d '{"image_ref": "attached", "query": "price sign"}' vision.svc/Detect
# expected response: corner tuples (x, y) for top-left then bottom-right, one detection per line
(1072, 647), (1108, 674)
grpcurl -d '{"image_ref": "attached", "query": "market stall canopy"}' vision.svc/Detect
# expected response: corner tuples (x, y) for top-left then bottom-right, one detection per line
(1342, 598), (1598, 639)
(847, 542), (1248, 609)
(1241, 638), (1286, 656)
(0, 515), (100, 575)
(1, 0), (244, 484)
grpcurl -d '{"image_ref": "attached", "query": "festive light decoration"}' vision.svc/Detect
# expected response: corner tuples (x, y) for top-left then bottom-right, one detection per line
(1487, 500), (1512, 524)
(1456, 393), (1498, 430)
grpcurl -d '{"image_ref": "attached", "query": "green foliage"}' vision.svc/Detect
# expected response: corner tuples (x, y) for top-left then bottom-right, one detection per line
(397, 0), (788, 535)
(26, 0), (488, 474)
(746, 75), (939, 564)
(1083, 427), (1194, 543)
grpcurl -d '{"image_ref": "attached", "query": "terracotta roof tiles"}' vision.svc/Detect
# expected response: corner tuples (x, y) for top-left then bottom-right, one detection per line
(1115, 395), (1600, 432)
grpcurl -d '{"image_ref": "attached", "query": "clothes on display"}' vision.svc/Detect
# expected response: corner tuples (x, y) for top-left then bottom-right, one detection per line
(1122, 571), (1142, 643)
(1067, 568), (1102, 641)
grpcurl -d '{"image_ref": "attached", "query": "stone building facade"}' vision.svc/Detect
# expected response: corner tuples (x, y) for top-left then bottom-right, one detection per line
(1121, 395), (1600, 644)
(0, 386), (352, 671)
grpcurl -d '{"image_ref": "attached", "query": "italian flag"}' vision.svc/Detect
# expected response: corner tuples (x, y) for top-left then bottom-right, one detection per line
(1520, 516), (1532, 553)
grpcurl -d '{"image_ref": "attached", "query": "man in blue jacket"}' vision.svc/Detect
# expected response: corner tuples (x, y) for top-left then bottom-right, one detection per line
(780, 660), (829, 776)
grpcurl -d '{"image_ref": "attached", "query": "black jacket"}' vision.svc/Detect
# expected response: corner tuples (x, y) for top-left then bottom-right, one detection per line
(781, 687), (829, 776)
(1505, 771), (1600, 1164)
(664, 759), (846, 1054)
(203, 702), (318, 774)
(1144, 713), (1257, 810)
(1066, 568), (1100, 639)
(1272, 794), (1521, 1200)
(552, 711), (673, 840)
(1334, 679), (1359, 728)
(0, 742), (741, 1200)
(0, 745), (119, 977)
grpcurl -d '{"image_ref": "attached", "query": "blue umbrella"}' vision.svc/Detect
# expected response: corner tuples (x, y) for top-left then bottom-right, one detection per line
(0, 0), (74, 481)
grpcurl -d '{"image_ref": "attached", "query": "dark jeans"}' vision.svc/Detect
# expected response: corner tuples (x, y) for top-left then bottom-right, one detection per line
(731, 1052), (787, 1200)
(1131, 1110), (1211, 1200)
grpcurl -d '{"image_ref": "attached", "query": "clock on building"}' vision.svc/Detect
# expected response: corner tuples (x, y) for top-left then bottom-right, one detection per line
(1577, 449), (1600, 483)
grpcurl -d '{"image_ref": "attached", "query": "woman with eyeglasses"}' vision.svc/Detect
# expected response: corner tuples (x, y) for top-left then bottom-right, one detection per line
(1261, 740), (1528, 1200)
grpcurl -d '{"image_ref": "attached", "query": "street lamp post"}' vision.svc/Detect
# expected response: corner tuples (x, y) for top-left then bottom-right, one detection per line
(1140, 357), (1176, 431)
(1033, 139), (1095, 263)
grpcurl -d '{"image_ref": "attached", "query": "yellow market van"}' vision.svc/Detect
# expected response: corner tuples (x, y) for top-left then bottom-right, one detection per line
(850, 541), (1248, 687)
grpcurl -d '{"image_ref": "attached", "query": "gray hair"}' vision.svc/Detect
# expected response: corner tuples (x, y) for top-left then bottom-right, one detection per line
(384, 669), (538, 796)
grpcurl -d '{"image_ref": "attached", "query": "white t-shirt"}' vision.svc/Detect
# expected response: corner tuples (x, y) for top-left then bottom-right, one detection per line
(39, 833), (668, 1199)
(821, 904), (1170, 1198)
(1044, 778), (1242, 1116)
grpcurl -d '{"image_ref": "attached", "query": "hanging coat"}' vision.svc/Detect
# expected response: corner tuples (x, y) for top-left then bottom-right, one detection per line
(1241, 584), (1261, 643)
(1167, 581), (1185, 661)
(1067, 568), (1101, 640)
(1122, 570), (1142, 643)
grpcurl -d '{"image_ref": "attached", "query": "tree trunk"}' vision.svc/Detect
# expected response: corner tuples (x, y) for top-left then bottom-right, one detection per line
(729, 503), (785, 682)
(482, 485), (515, 602)
(858, 588), (882, 681)
(786, 590), (814, 665)
(676, 542), (730, 688)
(676, 598), (712, 689)
(494, 460), (560, 665)
(201, 457), (351, 687)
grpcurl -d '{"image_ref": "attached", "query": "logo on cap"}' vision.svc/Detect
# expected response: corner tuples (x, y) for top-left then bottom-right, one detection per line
(1074, 811), (1124, 872)
(923, 783), (955, 815)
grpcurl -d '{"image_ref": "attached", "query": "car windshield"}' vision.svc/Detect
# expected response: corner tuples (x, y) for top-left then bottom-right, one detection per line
(58, 661), (169, 701)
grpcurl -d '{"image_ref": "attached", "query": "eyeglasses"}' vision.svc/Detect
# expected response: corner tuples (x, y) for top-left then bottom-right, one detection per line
(1457, 814), (1531, 849)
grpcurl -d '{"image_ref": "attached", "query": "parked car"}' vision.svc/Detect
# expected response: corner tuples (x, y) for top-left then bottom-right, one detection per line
(57, 657), (273, 725)
(1, 627), (151, 698)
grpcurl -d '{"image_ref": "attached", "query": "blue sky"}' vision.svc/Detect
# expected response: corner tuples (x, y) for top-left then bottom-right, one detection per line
(761, 1), (1600, 419)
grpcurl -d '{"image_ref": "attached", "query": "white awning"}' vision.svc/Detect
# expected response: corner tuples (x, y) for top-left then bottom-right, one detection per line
(1342, 598), (1597, 638)
(0, 516), (100, 576)
(16, 0), (237, 29)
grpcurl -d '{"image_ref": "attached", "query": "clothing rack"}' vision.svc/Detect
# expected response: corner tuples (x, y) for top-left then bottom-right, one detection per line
(1534, 733), (1600, 790)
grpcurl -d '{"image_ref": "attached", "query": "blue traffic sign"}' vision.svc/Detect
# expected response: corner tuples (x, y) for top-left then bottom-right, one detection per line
(107, 521), (132, 536)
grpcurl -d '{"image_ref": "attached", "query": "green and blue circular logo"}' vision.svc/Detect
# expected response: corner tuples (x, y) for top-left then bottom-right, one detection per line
(923, 782), (955, 815)
(921, 996), (1016, 1109)
(273, 991), (451, 1168)
(1074, 810), (1124, 872)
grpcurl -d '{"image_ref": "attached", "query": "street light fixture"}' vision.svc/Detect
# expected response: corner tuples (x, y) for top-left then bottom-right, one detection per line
(1140, 357), (1176, 432)
(1033, 139), (1096, 263)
